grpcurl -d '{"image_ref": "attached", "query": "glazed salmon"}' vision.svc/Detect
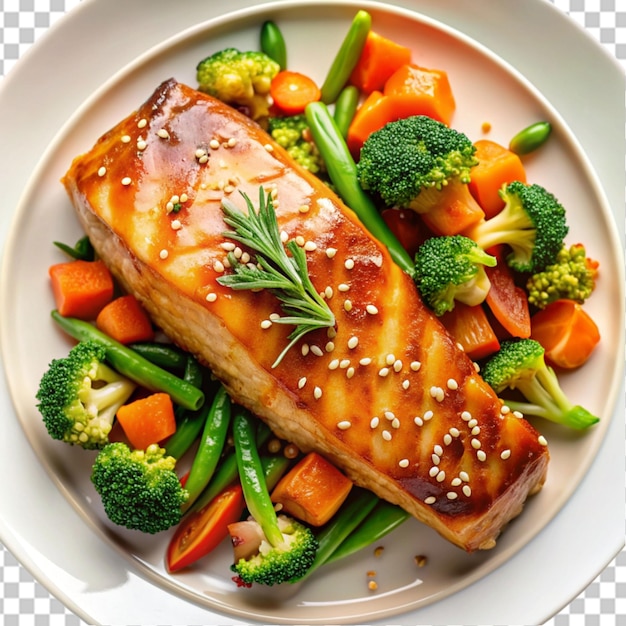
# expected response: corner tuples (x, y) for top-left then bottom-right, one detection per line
(62, 79), (548, 551)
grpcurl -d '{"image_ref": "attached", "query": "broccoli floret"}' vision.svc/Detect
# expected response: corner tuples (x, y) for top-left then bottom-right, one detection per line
(268, 115), (325, 174)
(414, 235), (497, 316)
(481, 338), (599, 429)
(36, 341), (136, 449)
(526, 243), (598, 309)
(465, 181), (569, 273)
(196, 47), (280, 120)
(356, 115), (480, 214)
(230, 514), (318, 586)
(91, 442), (188, 533)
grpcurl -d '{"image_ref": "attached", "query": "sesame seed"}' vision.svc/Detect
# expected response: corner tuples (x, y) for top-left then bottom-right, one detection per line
(443, 433), (452, 445)
(298, 204), (309, 214)
(513, 410), (524, 419)
(325, 341), (335, 352)
(326, 247), (337, 258)
(462, 485), (472, 497)
(347, 336), (359, 349)
(471, 426), (481, 436)
(433, 444), (443, 456)
(538, 435), (548, 446)
(446, 492), (458, 500)
(195, 148), (207, 158)
(393, 359), (403, 372)
(280, 230), (289, 243)
(121, 177), (132, 186)
(378, 367), (390, 377)
(137, 118), (147, 128)
(459, 471), (470, 482)
(310, 345), (323, 357)
(97, 166), (106, 177)
(159, 249), (168, 259)
(423, 410), (434, 421)
(451, 478), (462, 487)
(157, 128), (170, 139)
(359, 357), (372, 366)
(344, 258), (355, 270)
(414, 416), (424, 427)
(227, 137), (237, 148)
(447, 378), (459, 390)
(339, 359), (350, 368)
(301, 344), (310, 356)
(198, 154), (209, 164)
(500, 405), (511, 415)
(304, 241), (317, 252)
(171, 219), (182, 230)
(477, 450), (487, 461)
(429, 466), (439, 477)
(298, 377), (307, 389)
(337, 420), (351, 430)
(384, 411), (395, 421)
(324, 286), (333, 299)
(338, 283), (350, 292)
(370, 416), (380, 429)
(456, 342), (465, 351)
(180, 193), (188, 203)
(269, 313), (280, 321)
(468, 418), (478, 428)
(260, 320), (272, 329)
(431, 454), (440, 466)
(402, 379), (410, 390)
(327, 327), (337, 339)
(136, 140), (147, 151)
(328, 359), (340, 370)
(366, 304), (379, 315)
(213, 260), (225, 273)
(471, 438), (481, 450)
(121, 134), (131, 143)
(430, 386), (445, 402)
(391, 418), (400, 429)
(461, 411), (472, 421)
(398, 459), (410, 468)
(344, 300), (353, 312)
(436, 470), (446, 482)
(205, 292), (217, 303)
(410, 361), (421, 372)
(424, 496), (436, 505)
(313, 386), (323, 400)
(385, 354), (396, 366)
(264, 143), (274, 152)
(346, 367), (355, 379)
(209, 139), (220, 149)
(166, 201), (174, 213)
(295, 235), (305, 247)
(382, 430), (392, 441)
(449, 427), (460, 437)
(500, 449), (511, 460)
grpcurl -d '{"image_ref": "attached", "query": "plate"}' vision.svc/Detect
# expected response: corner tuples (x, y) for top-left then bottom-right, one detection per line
(0, 1), (624, 624)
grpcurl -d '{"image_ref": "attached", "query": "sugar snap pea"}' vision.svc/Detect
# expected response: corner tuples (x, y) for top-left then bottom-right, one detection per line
(260, 20), (287, 70)
(509, 121), (552, 155)
(320, 10), (371, 104)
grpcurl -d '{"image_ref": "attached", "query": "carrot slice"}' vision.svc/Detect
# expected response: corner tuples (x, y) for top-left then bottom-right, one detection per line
(530, 299), (600, 369)
(349, 30), (412, 94)
(484, 247), (531, 339)
(440, 302), (500, 360)
(271, 452), (353, 526)
(469, 140), (527, 219)
(96, 294), (155, 344)
(383, 64), (456, 126)
(49, 259), (114, 320)
(116, 392), (177, 450)
(270, 70), (321, 115)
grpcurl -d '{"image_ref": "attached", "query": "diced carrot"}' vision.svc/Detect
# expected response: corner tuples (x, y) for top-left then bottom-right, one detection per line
(116, 392), (177, 450)
(530, 299), (600, 369)
(270, 70), (321, 115)
(349, 30), (412, 94)
(419, 182), (485, 236)
(48, 259), (114, 320)
(484, 247), (531, 339)
(381, 208), (432, 258)
(271, 452), (353, 526)
(440, 302), (500, 360)
(383, 64), (456, 126)
(346, 90), (387, 157)
(96, 294), (154, 344)
(469, 140), (527, 219)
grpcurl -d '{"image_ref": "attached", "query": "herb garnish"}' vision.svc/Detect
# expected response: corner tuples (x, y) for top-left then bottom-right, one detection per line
(217, 188), (336, 368)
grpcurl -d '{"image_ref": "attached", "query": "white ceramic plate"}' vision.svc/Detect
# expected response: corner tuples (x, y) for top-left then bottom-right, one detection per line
(1, 1), (624, 624)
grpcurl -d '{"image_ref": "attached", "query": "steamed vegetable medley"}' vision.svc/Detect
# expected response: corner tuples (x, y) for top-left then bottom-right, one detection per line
(37, 11), (602, 587)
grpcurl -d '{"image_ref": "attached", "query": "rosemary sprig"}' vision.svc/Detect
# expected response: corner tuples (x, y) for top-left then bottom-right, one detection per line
(216, 188), (336, 368)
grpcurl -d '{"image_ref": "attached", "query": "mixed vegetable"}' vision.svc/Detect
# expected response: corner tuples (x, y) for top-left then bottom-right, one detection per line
(37, 10), (602, 589)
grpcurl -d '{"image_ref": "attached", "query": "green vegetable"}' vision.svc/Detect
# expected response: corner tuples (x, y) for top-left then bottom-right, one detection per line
(53, 235), (95, 261)
(196, 47), (280, 119)
(91, 442), (188, 533)
(526, 243), (597, 309)
(50, 310), (205, 411)
(268, 114), (325, 174)
(216, 188), (335, 367)
(414, 235), (497, 316)
(181, 385), (232, 512)
(127, 342), (188, 371)
(465, 180), (569, 273)
(320, 10), (371, 104)
(333, 84), (360, 138)
(260, 20), (287, 70)
(305, 101), (414, 273)
(36, 340), (136, 449)
(509, 121), (552, 156)
(356, 115), (479, 213)
(230, 409), (318, 585)
(325, 500), (410, 564)
(481, 338), (599, 429)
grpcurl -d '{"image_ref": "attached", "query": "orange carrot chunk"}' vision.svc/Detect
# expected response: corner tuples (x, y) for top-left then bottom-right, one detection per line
(469, 140), (527, 219)
(49, 259), (114, 320)
(271, 452), (353, 526)
(116, 392), (177, 451)
(270, 70), (321, 115)
(96, 294), (155, 344)
(346, 90), (387, 157)
(440, 302), (501, 361)
(349, 30), (412, 94)
(383, 64), (456, 126)
(530, 299), (600, 369)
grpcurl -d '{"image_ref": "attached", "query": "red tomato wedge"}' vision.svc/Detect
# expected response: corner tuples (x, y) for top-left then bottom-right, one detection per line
(166, 483), (245, 573)
(530, 299), (600, 369)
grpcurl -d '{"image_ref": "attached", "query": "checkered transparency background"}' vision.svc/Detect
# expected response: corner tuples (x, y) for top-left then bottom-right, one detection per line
(0, 0), (624, 625)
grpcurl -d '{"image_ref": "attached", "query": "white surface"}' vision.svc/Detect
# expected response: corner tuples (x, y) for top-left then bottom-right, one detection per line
(0, 1), (624, 624)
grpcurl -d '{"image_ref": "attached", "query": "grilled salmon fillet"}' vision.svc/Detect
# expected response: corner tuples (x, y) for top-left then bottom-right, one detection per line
(62, 79), (548, 551)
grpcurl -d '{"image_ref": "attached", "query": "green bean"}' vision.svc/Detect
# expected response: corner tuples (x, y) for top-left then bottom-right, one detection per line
(181, 385), (232, 511)
(260, 20), (287, 70)
(127, 342), (188, 371)
(299, 487), (379, 580)
(305, 101), (414, 273)
(51, 310), (204, 410)
(333, 85), (360, 138)
(320, 10), (371, 104)
(324, 500), (410, 564)
(53, 235), (95, 261)
(232, 408), (283, 546)
(509, 121), (552, 155)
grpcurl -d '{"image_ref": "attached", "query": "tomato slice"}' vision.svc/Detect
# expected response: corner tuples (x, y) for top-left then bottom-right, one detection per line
(530, 299), (600, 369)
(166, 483), (245, 573)
(440, 302), (500, 361)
